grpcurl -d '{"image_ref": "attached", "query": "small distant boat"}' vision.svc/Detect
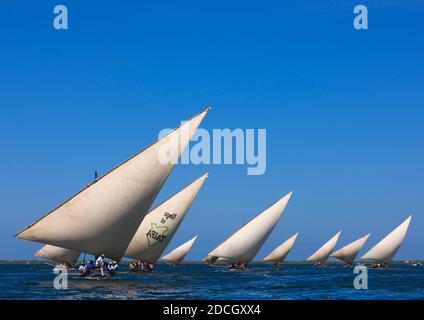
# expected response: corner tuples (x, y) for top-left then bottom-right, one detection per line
(16, 108), (209, 268)
(125, 174), (208, 271)
(307, 231), (342, 266)
(204, 192), (293, 270)
(35, 245), (80, 270)
(162, 236), (198, 266)
(263, 233), (299, 266)
(330, 233), (371, 266)
(361, 215), (412, 268)
(405, 260), (421, 266)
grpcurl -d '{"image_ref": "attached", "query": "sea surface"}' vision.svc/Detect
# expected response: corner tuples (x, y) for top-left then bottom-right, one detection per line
(0, 263), (423, 300)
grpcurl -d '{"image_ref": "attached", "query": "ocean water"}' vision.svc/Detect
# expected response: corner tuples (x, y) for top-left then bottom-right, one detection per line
(0, 263), (423, 300)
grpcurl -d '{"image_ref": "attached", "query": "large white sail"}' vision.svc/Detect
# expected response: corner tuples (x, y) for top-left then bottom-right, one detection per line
(307, 231), (342, 263)
(125, 173), (208, 264)
(330, 234), (371, 265)
(162, 236), (198, 265)
(33, 173), (207, 266)
(361, 215), (412, 262)
(263, 232), (299, 263)
(205, 192), (293, 264)
(35, 245), (81, 266)
(16, 108), (209, 261)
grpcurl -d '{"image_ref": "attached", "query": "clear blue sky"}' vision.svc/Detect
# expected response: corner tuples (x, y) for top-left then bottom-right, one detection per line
(1, 1), (423, 260)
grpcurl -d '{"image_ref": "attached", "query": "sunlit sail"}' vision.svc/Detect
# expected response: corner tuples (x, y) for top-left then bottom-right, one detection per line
(162, 236), (198, 265)
(125, 174), (208, 264)
(361, 215), (412, 265)
(204, 192), (293, 265)
(263, 233), (299, 264)
(330, 234), (371, 265)
(16, 108), (209, 261)
(307, 231), (342, 266)
(35, 245), (80, 266)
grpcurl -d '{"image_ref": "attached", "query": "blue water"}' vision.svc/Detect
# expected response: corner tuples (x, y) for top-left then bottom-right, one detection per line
(0, 264), (423, 300)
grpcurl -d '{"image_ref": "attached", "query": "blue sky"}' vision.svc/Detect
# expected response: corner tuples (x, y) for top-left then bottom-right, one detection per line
(0, 1), (423, 260)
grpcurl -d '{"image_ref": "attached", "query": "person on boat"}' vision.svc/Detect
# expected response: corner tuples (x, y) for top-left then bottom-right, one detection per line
(370, 261), (388, 269)
(316, 260), (326, 267)
(79, 262), (86, 273)
(95, 254), (106, 276)
(95, 255), (105, 268)
(57, 262), (72, 270)
(81, 260), (95, 276)
(107, 261), (119, 272)
(86, 260), (95, 270)
(136, 261), (143, 272)
(145, 263), (154, 273)
(79, 260), (94, 276)
(139, 262), (147, 272)
(130, 261), (144, 272)
(237, 261), (246, 270)
(129, 261), (138, 272)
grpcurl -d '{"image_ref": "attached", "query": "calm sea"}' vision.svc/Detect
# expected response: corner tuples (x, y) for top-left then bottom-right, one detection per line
(0, 263), (423, 300)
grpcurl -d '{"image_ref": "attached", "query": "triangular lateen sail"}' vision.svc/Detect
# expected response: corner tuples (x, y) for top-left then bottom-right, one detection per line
(16, 108), (209, 261)
(330, 234), (371, 265)
(124, 173), (208, 264)
(35, 245), (81, 266)
(263, 232), (299, 263)
(34, 173), (207, 266)
(361, 215), (412, 262)
(307, 231), (342, 263)
(162, 236), (198, 265)
(204, 192), (293, 264)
